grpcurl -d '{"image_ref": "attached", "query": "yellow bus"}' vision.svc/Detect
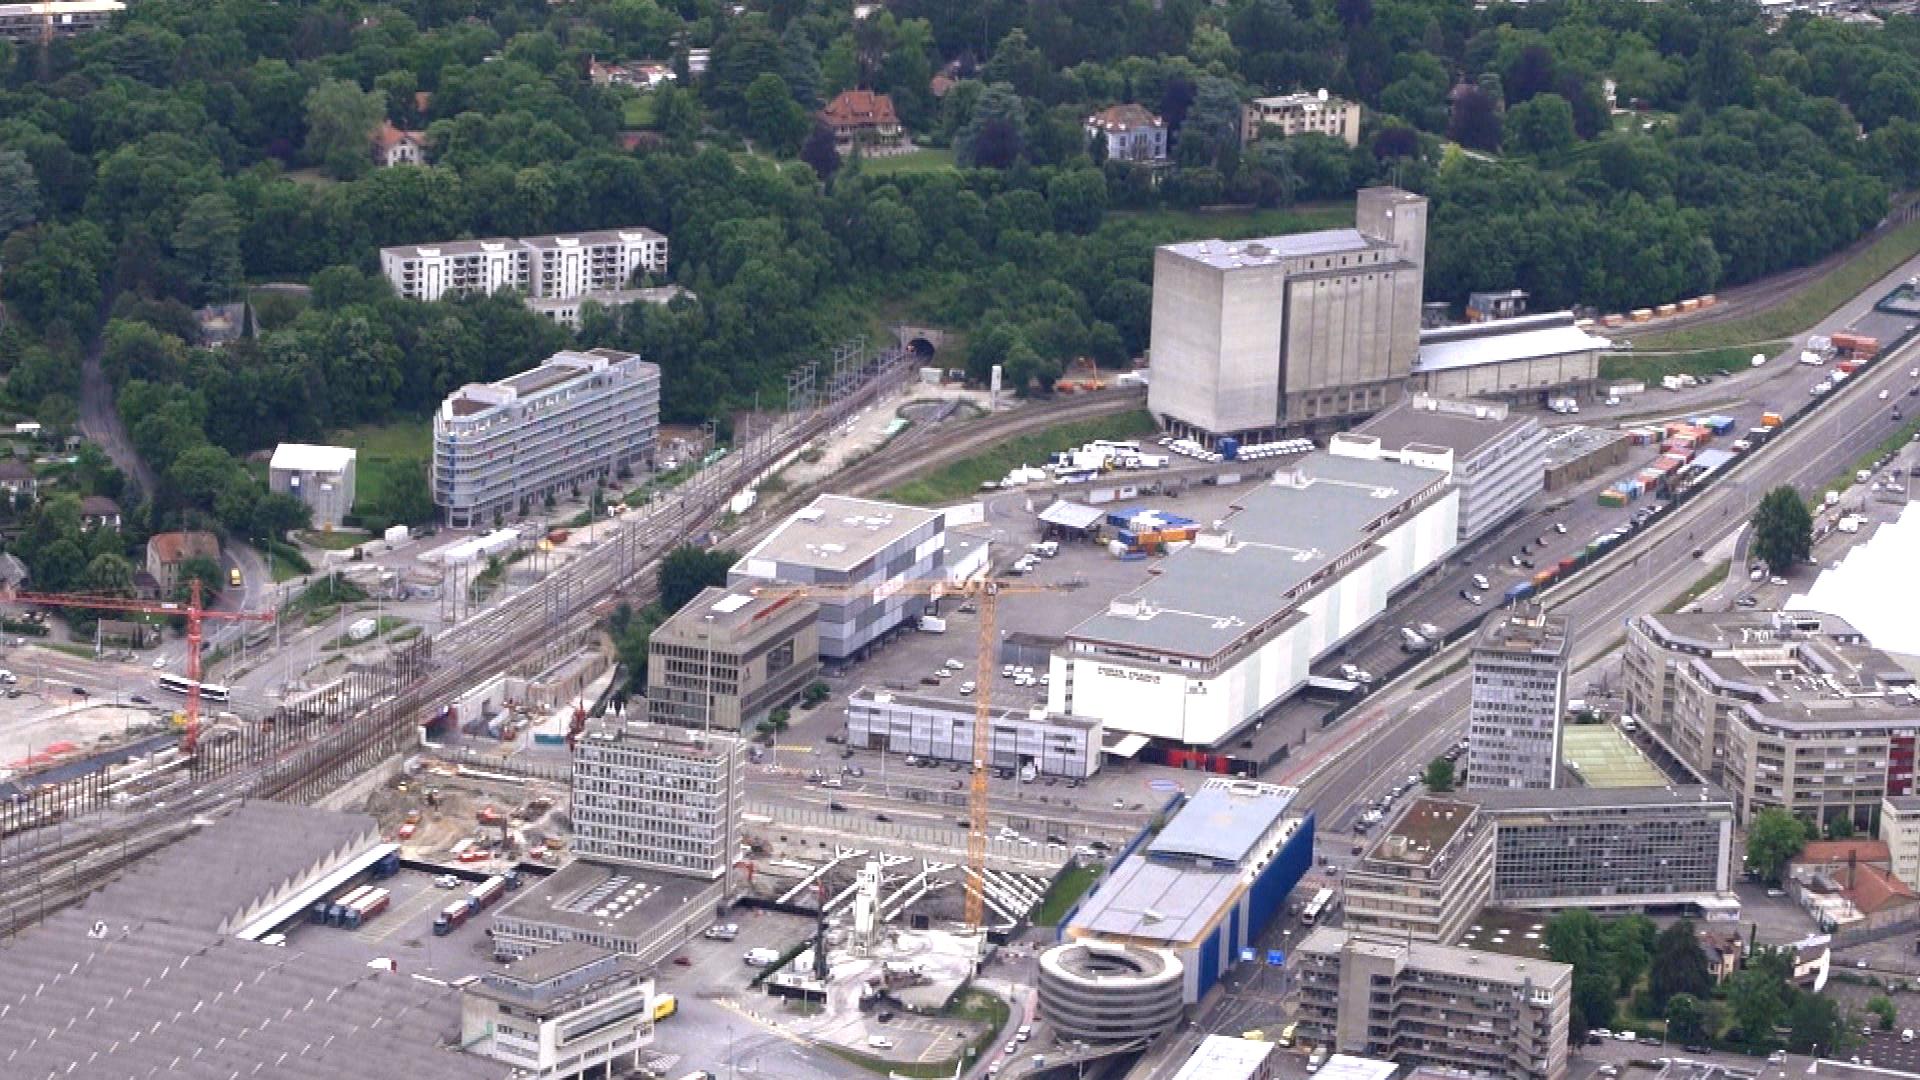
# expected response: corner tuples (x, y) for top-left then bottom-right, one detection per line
(1277, 1022), (1297, 1047)
(652, 994), (677, 1022)
(228, 566), (243, 588)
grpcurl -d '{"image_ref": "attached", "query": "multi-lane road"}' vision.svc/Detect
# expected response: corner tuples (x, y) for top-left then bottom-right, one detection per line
(1288, 294), (1920, 834)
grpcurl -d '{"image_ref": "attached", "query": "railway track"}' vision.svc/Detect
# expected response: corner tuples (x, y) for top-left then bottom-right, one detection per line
(0, 373), (1149, 930)
(835, 387), (1147, 497)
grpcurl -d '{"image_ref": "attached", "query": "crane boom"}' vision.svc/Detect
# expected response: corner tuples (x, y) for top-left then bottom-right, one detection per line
(747, 574), (1061, 934)
(8, 579), (276, 752)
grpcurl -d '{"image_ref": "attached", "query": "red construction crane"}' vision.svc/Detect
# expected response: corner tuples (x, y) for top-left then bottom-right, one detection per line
(7, 579), (276, 752)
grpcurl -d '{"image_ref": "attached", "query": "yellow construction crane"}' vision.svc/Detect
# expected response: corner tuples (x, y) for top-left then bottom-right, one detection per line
(752, 574), (1063, 931)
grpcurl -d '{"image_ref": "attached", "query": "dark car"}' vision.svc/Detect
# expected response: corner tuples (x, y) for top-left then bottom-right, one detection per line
(71, 686), (87, 697)
(130, 694), (150, 704)
(875, 813), (892, 823)
(878, 1010), (896, 1023)
(672, 956), (692, 966)
(829, 801), (848, 812)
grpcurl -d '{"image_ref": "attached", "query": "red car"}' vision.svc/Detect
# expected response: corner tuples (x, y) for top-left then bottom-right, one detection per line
(672, 956), (692, 967)
(457, 849), (491, 862)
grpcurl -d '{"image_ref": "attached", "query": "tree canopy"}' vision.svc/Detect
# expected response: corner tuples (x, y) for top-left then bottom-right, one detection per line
(1753, 486), (1814, 574)
(1746, 807), (1815, 884)
(0, 0), (1916, 579)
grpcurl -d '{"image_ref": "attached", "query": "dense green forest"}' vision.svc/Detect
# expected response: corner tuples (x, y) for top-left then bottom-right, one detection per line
(1, 0), (1918, 578)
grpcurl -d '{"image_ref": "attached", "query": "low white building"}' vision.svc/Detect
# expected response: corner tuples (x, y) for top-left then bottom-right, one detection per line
(268, 443), (358, 529)
(1047, 452), (1457, 748)
(460, 943), (655, 1078)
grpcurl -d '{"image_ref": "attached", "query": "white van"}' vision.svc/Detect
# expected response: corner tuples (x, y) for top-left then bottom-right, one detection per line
(743, 948), (781, 967)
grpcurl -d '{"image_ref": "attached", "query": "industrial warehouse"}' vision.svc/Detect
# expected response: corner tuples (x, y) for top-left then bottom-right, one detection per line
(1045, 449), (1458, 748)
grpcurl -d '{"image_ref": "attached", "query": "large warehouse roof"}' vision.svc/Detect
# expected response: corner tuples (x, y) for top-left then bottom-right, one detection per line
(85, 801), (376, 933)
(1149, 780), (1296, 864)
(1413, 312), (1611, 374)
(0, 911), (505, 1080)
(1067, 854), (1246, 946)
(1065, 453), (1449, 660)
(736, 494), (942, 574)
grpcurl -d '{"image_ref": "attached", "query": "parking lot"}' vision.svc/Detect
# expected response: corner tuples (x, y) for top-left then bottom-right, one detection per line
(271, 865), (502, 979)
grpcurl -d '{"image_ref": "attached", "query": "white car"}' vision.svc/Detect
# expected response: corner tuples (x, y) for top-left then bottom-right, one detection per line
(959, 681), (976, 695)
(868, 1036), (895, 1050)
(435, 874), (461, 889)
(1881, 389), (1892, 400)
(152, 658), (166, 670)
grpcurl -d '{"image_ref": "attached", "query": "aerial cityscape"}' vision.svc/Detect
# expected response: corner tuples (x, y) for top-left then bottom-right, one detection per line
(5, 0), (1920, 1079)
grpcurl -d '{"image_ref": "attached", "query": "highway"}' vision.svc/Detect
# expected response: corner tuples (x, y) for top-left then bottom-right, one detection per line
(1287, 300), (1920, 831)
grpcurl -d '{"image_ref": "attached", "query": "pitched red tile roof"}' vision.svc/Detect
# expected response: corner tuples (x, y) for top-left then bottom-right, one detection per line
(1796, 840), (1891, 866)
(373, 120), (425, 151)
(1086, 103), (1163, 132)
(1850, 863), (1919, 915)
(820, 90), (898, 128)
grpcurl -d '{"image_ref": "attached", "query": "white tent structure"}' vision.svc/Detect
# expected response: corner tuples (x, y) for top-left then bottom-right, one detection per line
(1788, 501), (1920, 656)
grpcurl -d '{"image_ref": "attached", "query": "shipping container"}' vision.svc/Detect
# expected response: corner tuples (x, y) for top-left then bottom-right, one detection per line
(1532, 569), (1556, 587)
(433, 899), (470, 935)
(468, 875), (509, 912)
(1558, 557), (1579, 575)
(1762, 411), (1783, 428)
(1505, 582), (1536, 602)
(1598, 490), (1628, 507)
(328, 885), (374, 927)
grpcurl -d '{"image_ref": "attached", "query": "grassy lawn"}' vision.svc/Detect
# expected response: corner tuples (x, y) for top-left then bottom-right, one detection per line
(1824, 415), (1920, 501)
(1599, 342), (1787, 386)
(1032, 862), (1102, 926)
(330, 420), (430, 519)
(1637, 218), (1920, 351)
(297, 529), (368, 551)
(858, 147), (956, 176)
(620, 93), (657, 129)
(1108, 200), (1351, 237)
(881, 409), (1158, 505)
(1661, 560), (1730, 614)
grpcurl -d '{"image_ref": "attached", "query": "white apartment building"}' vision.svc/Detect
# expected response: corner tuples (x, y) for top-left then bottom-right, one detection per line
(431, 347), (659, 527)
(1295, 928), (1571, 1080)
(1882, 795), (1920, 890)
(1623, 609), (1920, 828)
(1351, 395), (1552, 543)
(460, 943), (655, 1078)
(1241, 89), (1362, 147)
(381, 227), (669, 304)
(571, 721), (746, 881)
(1344, 797), (1494, 944)
(1468, 605), (1569, 790)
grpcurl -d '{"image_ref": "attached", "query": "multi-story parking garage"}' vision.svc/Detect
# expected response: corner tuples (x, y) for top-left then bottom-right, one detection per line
(1037, 941), (1185, 1042)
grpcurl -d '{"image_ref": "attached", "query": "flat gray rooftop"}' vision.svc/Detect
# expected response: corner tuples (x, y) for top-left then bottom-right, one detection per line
(519, 227), (664, 249)
(656, 583), (817, 639)
(0, 909), (505, 1080)
(383, 237), (519, 259)
(851, 687), (1100, 730)
(1066, 854), (1243, 946)
(1470, 784), (1730, 812)
(1477, 605), (1568, 658)
(1160, 228), (1377, 269)
(1148, 780), (1295, 864)
(1299, 926), (1571, 987)
(493, 858), (711, 938)
(738, 494), (942, 574)
(1355, 398), (1536, 462)
(85, 801), (375, 933)
(1066, 453), (1448, 660)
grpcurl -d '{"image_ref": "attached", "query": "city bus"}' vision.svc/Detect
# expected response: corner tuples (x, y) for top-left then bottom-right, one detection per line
(1300, 887), (1335, 926)
(157, 673), (231, 703)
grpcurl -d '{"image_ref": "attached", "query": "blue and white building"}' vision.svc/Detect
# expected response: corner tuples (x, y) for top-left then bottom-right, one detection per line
(1056, 779), (1315, 1004)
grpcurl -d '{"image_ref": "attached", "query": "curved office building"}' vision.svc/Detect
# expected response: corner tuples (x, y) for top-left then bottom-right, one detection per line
(1037, 941), (1185, 1041)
